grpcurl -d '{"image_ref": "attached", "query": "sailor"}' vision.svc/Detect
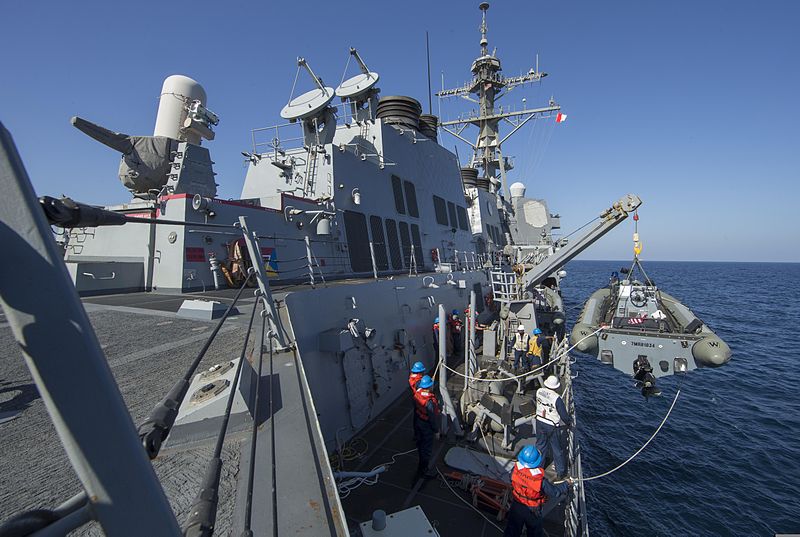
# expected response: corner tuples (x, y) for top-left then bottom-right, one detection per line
(527, 328), (543, 368)
(413, 375), (440, 478)
(450, 309), (463, 355)
(432, 317), (441, 356)
(409, 361), (426, 392)
(534, 375), (571, 478)
(527, 328), (549, 370)
(512, 325), (530, 371)
(504, 446), (569, 537)
(465, 305), (487, 348)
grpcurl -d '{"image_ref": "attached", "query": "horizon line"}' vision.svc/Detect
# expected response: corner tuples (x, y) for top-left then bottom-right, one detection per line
(574, 258), (800, 264)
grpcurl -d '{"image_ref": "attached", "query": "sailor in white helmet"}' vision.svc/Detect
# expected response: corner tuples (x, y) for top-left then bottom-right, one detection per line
(534, 375), (571, 479)
(512, 325), (530, 371)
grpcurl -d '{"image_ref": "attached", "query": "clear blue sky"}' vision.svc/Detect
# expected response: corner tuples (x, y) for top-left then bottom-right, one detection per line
(2, 1), (798, 262)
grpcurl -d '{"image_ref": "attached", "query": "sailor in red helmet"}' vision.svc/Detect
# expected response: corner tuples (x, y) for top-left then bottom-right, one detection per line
(413, 375), (440, 478)
(504, 445), (570, 537)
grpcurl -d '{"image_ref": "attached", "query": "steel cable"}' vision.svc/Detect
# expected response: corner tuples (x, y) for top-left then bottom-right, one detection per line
(137, 272), (255, 459)
(184, 297), (260, 537)
(242, 307), (267, 536)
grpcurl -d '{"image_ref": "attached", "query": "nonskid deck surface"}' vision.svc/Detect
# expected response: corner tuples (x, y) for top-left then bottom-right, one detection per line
(339, 358), (566, 537)
(81, 273), (429, 314)
(338, 391), (506, 537)
(0, 300), (250, 534)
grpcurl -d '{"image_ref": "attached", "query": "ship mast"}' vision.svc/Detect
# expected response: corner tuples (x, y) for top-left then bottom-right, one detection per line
(438, 2), (561, 195)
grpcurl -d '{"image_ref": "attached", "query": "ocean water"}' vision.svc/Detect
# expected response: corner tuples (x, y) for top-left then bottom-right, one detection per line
(561, 261), (800, 537)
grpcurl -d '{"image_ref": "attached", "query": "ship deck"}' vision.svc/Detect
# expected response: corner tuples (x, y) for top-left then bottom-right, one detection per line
(338, 356), (567, 536)
(0, 290), (257, 535)
(1, 285), (570, 536)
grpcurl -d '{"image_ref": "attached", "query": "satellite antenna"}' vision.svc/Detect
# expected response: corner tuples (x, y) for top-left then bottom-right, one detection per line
(336, 48), (379, 99)
(281, 58), (337, 147)
(281, 58), (335, 121)
(336, 48), (380, 122)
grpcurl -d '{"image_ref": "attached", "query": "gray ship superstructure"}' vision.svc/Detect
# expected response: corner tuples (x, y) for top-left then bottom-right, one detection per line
(2, 4), (645, 536)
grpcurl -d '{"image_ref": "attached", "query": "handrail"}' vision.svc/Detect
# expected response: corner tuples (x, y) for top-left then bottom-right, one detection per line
(0, 121), (181, 535)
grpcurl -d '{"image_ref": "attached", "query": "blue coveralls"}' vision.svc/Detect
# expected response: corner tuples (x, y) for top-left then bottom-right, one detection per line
(413, 394), (439, 477)
(503, 478), (568, 537)
(534, 393), (571, 477)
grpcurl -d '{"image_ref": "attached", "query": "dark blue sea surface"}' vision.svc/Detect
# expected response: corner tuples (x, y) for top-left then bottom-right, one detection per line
(562, 261), (800, 537)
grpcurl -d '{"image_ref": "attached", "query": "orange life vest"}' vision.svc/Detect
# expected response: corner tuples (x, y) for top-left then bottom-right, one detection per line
(414, 389), (439, 421)
(510, 463), (546, 508)
(409, 372), (424, 392)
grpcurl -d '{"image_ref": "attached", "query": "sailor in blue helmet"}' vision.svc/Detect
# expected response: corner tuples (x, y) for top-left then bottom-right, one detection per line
(450, 309), (463, 355)
(504, 445), (569, 537)
(527, 328), (545, 370)
(432, 316), (441, 356)
(409, 361), (426, 392)
(534, 375), (571, 479)
(412, 375), (440, 478)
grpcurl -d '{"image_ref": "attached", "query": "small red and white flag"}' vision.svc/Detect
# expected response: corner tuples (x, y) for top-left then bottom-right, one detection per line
(556, 113), (567, 123)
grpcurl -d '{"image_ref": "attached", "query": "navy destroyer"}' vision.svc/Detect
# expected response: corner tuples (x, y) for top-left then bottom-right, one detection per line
(2, 4), (649, 536)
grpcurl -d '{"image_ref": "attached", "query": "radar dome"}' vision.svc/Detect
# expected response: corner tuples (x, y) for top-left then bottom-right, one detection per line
(509, 182), (526, 198)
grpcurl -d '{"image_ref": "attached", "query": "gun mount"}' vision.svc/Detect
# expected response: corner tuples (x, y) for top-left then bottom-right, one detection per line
(71, 75), (218, 199)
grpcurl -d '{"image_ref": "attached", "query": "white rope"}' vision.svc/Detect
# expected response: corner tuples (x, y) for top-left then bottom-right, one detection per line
(436, 467), (504, 533)
(479, 422), (496, 459)
(556, 385), (682, 484)
(441, 327), (605, 383)
(336, 448), (417, 498)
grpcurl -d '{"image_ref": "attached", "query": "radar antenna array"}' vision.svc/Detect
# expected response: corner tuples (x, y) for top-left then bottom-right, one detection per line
(435, 1), (561, 193)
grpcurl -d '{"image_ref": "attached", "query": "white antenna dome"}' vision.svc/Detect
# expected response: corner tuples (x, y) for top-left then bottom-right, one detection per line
(509, 182), (526, 198)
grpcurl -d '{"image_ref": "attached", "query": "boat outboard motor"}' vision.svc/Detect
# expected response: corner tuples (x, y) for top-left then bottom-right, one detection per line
(633, 356), (661, 398)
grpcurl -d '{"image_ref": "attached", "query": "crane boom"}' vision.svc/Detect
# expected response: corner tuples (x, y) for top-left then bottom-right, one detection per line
(520, 194), (642, 290)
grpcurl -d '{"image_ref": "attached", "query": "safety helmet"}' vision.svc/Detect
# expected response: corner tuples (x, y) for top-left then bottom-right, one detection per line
(452, 309), (459, 315)
(544, 375), (560, 390)
(518, 445), (542, 468)
(434, 317), (439, 324)
(517, 325), (525, 331)
(533, 328), (543, 335)
(418, 375), (434, 389)
(411, 361), (426, 373)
